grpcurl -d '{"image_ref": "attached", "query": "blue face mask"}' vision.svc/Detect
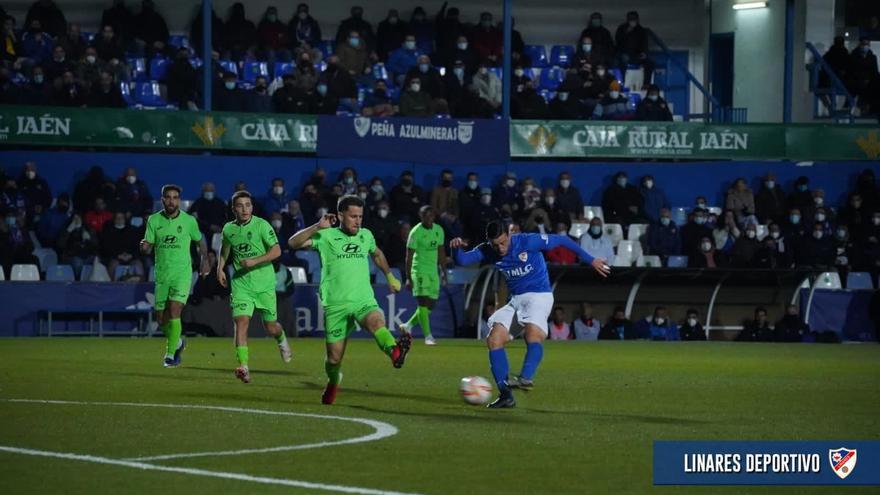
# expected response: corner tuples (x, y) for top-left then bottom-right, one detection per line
(5, 216), (17, 226)
(590, 225), (602, 235)
(349, 37), (360, 48)
(225, 81), (236, 90)
(582, 43), (592, 53)
(798, 184), (808, 192)
(695, 216), (706, 225)
(453, 67), (464, 78)
(317, 84), (328, 96)
(790, 214), (801, 224)
(616, 177), (627, 187)
(203, 191), (214, 201)
(34, 74), (44, 84)
(660, 217), (670, 226)
(558, 92), (569, 101)
(419, 63), (429, 73)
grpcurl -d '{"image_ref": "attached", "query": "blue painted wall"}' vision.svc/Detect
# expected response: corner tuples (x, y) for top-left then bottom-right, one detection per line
(0, 150), (875, 211)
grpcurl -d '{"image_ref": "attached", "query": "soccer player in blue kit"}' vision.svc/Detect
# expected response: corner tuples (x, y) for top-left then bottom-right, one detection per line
(450, 221), (611, 408)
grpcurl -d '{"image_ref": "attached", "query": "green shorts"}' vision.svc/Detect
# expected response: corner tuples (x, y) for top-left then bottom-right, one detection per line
(154, 275), (191, 311)
(411, 270), (440, 299)
(231, 289), (277, 321)
(323, 299), (380, 343)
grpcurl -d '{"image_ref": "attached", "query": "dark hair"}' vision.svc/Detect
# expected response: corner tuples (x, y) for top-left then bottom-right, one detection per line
(485, 220), (505, 240)
(231, 190), (252, 205)
(613, 306), (626, 315)
(161, 184), (182, 196)
(755, 306), (767, 315)
(687, 308), (699, 316)
(271, 177), (284, 184)
(441, 169), (453, 176)
(419, 205), (434, 217)
(337, 194), (364, 213)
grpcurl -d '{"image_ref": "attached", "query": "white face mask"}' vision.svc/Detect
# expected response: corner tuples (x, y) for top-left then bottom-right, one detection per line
(597, 69), (606, 77)
(467, 180), (478, 189)
(814, 197), (824, 206)
(86, 55), (96, 64)
(203, 191), (214, 200)
(480, 195), (492, 206)
(813, 231), (823, 239)
(687, 318), (698, 326)
(317, 207), (329, 217)
(514, 69), (524, 77)
(644, 180), (653, 189)
(874, 217), (880, 226)
(701, 242), (712, 252)
(410, 83), (421, 92)
(479, 67), (488, 76)
(546, 197), (555, 206)
(271, 219), (282, 230)
(378, 208), (389, 219)
(609, 90), (620, 99)
(560, 179), (570, 188)
(404, 40), (416, 50)
(506, 179), (515, 188)
(273, 186), (284, 196)
(371, 184), (384, 194)
(765, 180), (775, 189)
(26, 171), (36, 180)
(457, 42), (468, 50)
(816, 213), (826, 222)
(358, 192), (367, 200)
(770, 231), (780, 239)
(114, 222), (125, 229)
(655, 318), (665, 326)
(126, 175), (137, 184)
(746, 230), (756, 239)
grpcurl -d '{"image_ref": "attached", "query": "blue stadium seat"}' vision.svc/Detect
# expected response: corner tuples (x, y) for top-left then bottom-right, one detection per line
(319, 40), (335, 59)
(539, 66), (565, 91)
(627, 92), (641, 110)
(149, 57), (169, 81)
(671, 207), (688, 226)
(135, 81), (167, 107)
(524, 45), (548, 68)
(372, 63), (389, 82)
(128, 57), (147, 81)
(667, 256), (688, 268)
(314, 61), (327, 73)
(539, 89), (554, 103)
(188, 57), (203, 69)
(114, 265), (139, 280)
(549, 45), (575, 67)
(45, 264), (75, 281)
(274, 61), (295, 78)
(294, 250), (321, 279)
(490, 67), (503, 81)
(168, 35), (190, 49)
(610, 68), (624, 84)
(241, 61), (269, 83)
(120, 82), (135, 106)
(218, 60), (238, 76)
(847, 272), (874, 290)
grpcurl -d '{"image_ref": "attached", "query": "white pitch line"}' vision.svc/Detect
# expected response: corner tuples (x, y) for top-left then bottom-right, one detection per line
(0, 445), (425, 495)
(4, 399), (397, 462)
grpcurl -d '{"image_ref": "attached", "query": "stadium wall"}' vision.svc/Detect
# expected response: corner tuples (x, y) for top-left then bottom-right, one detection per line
(0, 150), (871, 210)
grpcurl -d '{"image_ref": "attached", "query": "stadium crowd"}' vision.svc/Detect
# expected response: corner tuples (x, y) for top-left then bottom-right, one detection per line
(0, 0), (676, 120)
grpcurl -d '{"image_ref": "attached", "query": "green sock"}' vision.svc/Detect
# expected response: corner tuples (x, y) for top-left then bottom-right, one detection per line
(165, 319), (182, 357)
(275, 330), (286, 344)
(404, 308), (420, 330)
(417, 306), (432, 338)
(236, 346), (249, 367)
(325, 361), (342, 385)
(373, 327), (397, 356)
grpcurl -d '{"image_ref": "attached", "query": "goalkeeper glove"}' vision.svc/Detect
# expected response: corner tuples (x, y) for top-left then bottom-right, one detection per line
(386, 272), (401, 291)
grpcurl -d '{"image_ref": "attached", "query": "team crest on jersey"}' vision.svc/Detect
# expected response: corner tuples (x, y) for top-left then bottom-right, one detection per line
(247, 231), (252, 240)
(518, 252), (528, 262)
(829, 448), (857, 479)
(177, 225), (182, 233)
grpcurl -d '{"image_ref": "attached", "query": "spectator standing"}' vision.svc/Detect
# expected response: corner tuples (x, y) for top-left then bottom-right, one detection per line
(376, 9), (407, 61)
(579, 217), (615, 264)
(257, 7), (290, 63)
(188, 182), (227, 238)
(335, 6), (375, 53)
(409, 7), (434, 54)
(755, 172), (787, 225)
(37, 193), (70, 247)
(602, 171), (644, 225)
(679, 309), (706, 341)
(850, 38), (878, 112)
(447, 34), (479, 74)
(435, 6), (466, 67)
(430, 169), (459, 228)
(165, 47), (198, 109)
(639, 174), (669, 222)
(25, 0), (67, 38)
(20, 20), (53, 65)
(788, 176), (813, 215)
(102, 0), (133, 44)
(114, 167), (152, 216)
(288, 3), (321, 52)
(336, 30), (370, 81)
(320, 55), (357, 112)
(614, 11), (653, 88)
(548, 307), (572, 340)
(471, 12), (502, 65)
(190, 3), (223, 56)
(73, 166), (115, 213)
(442, 58), (475, 117)
(222, 2), (256, 62)
(647, 208), (681, 260)
(387, 34), (421, 86)
(579, 12), (615, 70)
(92, 24), (125, 64)
(725, 178), (756, 226)
(133, 0), (169, 59)
(18, 162), (51, 217)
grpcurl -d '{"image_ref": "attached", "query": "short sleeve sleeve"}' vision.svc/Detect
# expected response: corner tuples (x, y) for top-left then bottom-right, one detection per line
(144, 215), (156, 243)
(189, 216), (202, 242)
(366, 230), (377, 254)
(438, 226), (445, 245)
(310, 230), (324, 251)
(262, 219), (278, 247)
(221, 224), (231, 249)
(406, 226), (418, 249)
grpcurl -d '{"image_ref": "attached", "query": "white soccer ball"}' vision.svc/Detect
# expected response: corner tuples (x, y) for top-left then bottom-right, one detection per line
(459, 376), (493, 405)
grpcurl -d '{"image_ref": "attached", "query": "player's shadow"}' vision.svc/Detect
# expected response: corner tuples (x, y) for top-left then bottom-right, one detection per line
(298, 381), (451, 406)
(185, 365), (308, 377)
(344, 404), (530, 423)
(176, 389), (311, 406)
(528, 408), (711, 425)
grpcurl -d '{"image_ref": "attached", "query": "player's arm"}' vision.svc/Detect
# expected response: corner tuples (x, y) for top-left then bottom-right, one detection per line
(196, 237), (209, 276)
(544, 234), (611, 278)
(241, 244), (281, 269)
(404, 247), (415, 289)
(217, 240), (231, 288)
(449, 237), (484, 266)
(371, 247), (401, 293)
(438, 243), (448, 285)
(140, 216), (154, 254)
(289, 213), (336, 249)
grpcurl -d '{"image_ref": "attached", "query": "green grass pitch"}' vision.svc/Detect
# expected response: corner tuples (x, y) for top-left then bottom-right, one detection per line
(0, 338), (878, 495)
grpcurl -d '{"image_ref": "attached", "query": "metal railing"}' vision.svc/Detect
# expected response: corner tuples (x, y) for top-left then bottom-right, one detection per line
(805, 42), (856, 124)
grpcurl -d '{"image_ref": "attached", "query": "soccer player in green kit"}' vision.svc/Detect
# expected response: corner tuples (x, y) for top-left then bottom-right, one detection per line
(399, 205), (447, 345)
(217, 191), (292, 384)
(140, 184), (209, 368)
(288, 195), (411, 405)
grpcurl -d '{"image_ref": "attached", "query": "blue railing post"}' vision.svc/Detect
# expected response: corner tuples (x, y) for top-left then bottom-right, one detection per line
(805, 42), (855, 123)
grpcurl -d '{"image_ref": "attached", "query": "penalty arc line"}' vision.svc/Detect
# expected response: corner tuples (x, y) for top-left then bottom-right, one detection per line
(0, 445), (426, 495)
(4, 399), (397, 462)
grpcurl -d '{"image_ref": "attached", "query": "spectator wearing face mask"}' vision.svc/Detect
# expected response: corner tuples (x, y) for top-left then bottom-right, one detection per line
(273, 73), (312, 114)
(839, 193), (869, 235)
(319, 55), (357, 112)
(55, 213), (98, 278)
(37, 193), (70, 247)
(602, 171), (644, 225)
(447, 35), (478, 75)
(83, 197), (112, 234)
(256, 7), (290, 63)
(812, 206), (834, 238)
(849, 37), (878, 112)
(443, 59), (478, 117)
(548, 81), (581, 119)
(647, 208), (681, 260)
(639, 175), (669, 222)
(260, 178), (289, 216)
(679, 309), (706, 341)
(335, 6), (375, 53)
(755, 172), (787, 225)
(574, 35), (609, 71)
(430, 169), (459, 229)
(376, 10), (409, 61)
(213, 71), (245, 111)
(541, 189), (568, 228)
(554, 172), (583, 222)
(833, 225), (863, 277)
(799, 222), (834, 268)
(363, 200), (396, 251)
(493, 172), (519, 212)
(635, 85), (672, 121)
(510, 77), (547, 118)
(101, 211), (143, 281)
(405, 54), (446, 100)
(336, 167), (358, 196)
(725, 178), (755, 226)
(51, 70), (87, 107)
(579, 217), (615, 265)
(730, 224), (761, 267)
(592, 80), (633, 120)
(288, 4), (321, 53)
(472, 12), (502, 65)
(754, 223), (793, 269)
(600, 306), (635, 340)
(246, 75), (272, 112)
(337, 30), (370, 79)
(614, 11), (653, 88)
(410, 7), (435, 55)
(399, 76), (434, 117)
(579, 12), (615, 70)
(114, 168), (151, 217)
(459, 172), (481, 213)
(165, 47), (198, 109)
(23, 66), (51, 106)
(548, 306), (572, 341)
(133, 0), (170, 60)
(788, 176), (813, 214)
(87, 70), (126, 108)
(189, 182), (227, 237)
(17, 162), (51, 217)
(471, 61), (502, 113)
(289, 51), (318, 92)
(0, 209), (38, 275)
(647, 306), (679, 341)
(390, 171), (424, 223)
(572, 302), (600, 340)
(690, 236), (726, 268)
(45, 45), (72, 83)
(774, 305), (808, 342)
(465, 188), (500, 243)
(710, 210), (738, 254)
(361, 177), (386, 213)
(737, 307), (773, 342)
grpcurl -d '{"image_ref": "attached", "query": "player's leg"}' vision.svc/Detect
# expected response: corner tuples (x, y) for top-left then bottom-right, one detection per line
(401, 273), (439, 344)
(360, 306), (411, 368)
(485, 303), (517, 408)
(321, 307), (353, 405)
(164, 300), (186, 366)
(257, 291), (291, 363)
(231, 293), (255, 383)
(510, 292), (553, 391)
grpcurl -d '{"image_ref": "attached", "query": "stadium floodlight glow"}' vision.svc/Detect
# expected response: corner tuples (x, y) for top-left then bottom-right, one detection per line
(732, 1), (768, 10)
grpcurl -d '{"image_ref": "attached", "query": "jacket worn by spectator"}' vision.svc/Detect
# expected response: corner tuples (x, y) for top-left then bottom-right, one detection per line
(213, 84), (247, 112)
(755, 183), (787, 225)
(635, 96), (673, 121)
(273, 84), (313, 113)
(725, 187), (756, 220)
(579, 230), (615, 265)
(471, 71), (502, 109)
(87, 83), (127, 108)
(100, 221), (140, 261)
(679, 321), (706, 341)
(322, 64), (357, 99)
(114, 177), (152, 217)
(600, 317), (636, 340)
(336, 41), (369, 76)
(573, 316), (601, 340)
(774, 314), (808, 342)
(389, 181), (425, 223)
(133, 2), (170, 48)
(376, 16), (408, 60)
(102, 2), (133, 42)
(730, 235), (761, 267)
(399, 89), (433, 117)
(647, 220), (681, 257)
(799, 233), (834, 267)
(737, 320), (774, 342)
(18, 173), (52, 214)
(405, 67), (446, 99)
(335, 15), (375, 52)
(165, 56), (198, 107)
(25, 0), (67, 38)
(289, 14), (321, 49)
(555, 184), (583, 220)
(593, 93), (633, 120)
(511, 86), (547, 119)
(601, 182), (644, 225)
(387, 46), (421, 79)
(189, 196), (228, 236)
(639, 184), (669, 222)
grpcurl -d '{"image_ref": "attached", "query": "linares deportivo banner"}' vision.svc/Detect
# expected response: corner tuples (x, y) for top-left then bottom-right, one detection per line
(317, 115), (509, 164)
(510, 120), (880, 161)
(0, 105), (317, 152)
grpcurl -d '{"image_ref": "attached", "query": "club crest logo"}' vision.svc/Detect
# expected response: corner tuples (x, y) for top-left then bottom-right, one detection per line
(829, 448), (857, 480)
(518, 252), (528, 262)
(457, 121), (474, 144)
(354, 117), (371, 138)
(177, 225), (182, 233)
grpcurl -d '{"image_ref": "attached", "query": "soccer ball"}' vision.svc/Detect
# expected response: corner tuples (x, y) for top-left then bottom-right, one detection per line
(459, 376), (493, 405)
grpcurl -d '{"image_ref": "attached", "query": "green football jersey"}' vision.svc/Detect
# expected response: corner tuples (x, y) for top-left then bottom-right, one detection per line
(222, 217), (278, 293)
(311, 227), (377, 306)
(407, 222), (444, 273)
(145, 210), (201, 282)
